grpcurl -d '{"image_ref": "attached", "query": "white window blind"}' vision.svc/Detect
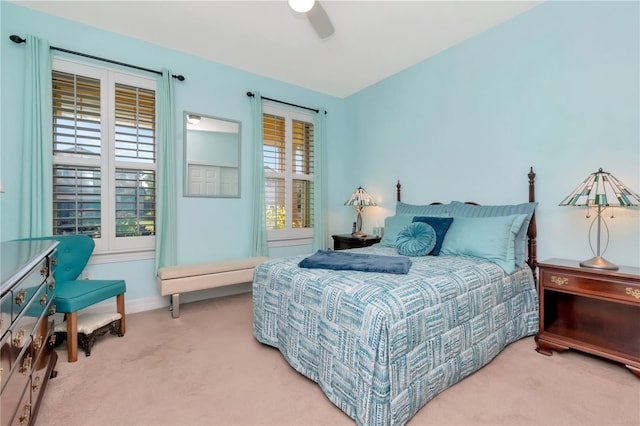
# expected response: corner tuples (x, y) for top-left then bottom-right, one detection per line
(263, 105), (314, 243)
(52, 59), (156, 254)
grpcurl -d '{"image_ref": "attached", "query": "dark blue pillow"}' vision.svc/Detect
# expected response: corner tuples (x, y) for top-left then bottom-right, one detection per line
(412, 216), (454, 256)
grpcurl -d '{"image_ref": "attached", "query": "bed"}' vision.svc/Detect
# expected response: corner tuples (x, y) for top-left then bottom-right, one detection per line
(252, 168), (540, 426)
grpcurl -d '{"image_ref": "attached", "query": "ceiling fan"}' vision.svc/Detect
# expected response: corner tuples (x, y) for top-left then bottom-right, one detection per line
(288, 0), (335, 39)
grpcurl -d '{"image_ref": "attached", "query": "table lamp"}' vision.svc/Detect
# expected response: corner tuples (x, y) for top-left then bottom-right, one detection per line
(344, 186), (376, 237)
(559, 168), (640, 270)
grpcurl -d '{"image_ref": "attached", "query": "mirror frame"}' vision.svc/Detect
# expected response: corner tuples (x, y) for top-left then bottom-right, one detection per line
(183, 111), (241, 198)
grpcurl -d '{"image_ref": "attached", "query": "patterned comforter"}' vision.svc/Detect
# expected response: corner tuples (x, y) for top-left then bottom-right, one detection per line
(252, 246), (539, 425)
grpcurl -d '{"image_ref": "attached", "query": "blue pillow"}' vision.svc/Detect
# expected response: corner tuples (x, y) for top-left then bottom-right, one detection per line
(379, 215), (413, 247)
(412, 216), (454, 256)
(396, 202), (451, 217)
(439, 214), (528, 274)
(447, 201), (537, 267)
(396, 222), (436, 257)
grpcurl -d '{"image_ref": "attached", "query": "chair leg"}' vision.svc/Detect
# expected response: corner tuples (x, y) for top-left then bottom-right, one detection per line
(66, 311), (78, 362)
(116, 293), (126, 336)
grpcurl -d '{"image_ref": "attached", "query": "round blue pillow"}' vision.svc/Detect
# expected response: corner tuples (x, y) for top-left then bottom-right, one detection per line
(396, 222), (437, 257)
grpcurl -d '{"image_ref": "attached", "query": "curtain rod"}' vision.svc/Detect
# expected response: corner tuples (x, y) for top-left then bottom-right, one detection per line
(9, 35), (185, 81)
(246, 92), (327, 114)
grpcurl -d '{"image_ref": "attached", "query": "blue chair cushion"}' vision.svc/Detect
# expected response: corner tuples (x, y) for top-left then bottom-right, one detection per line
(54, 279), (126, 313)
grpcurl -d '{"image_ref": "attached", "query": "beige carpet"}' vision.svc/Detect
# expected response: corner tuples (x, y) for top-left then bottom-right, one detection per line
(37, 293), (639, 426)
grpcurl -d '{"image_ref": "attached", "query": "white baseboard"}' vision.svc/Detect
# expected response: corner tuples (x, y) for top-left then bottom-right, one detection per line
(67, 283), (252, 317)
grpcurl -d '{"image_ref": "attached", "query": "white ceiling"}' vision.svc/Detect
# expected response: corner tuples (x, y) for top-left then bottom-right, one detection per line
(14, 0), (543, 98)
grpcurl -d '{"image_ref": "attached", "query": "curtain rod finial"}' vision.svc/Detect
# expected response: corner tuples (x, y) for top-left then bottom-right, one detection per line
(10, 35), (26, 44)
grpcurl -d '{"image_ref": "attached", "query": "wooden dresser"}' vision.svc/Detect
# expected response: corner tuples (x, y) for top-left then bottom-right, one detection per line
(1, 239), (59, 425)
(536, 258), (640, 377)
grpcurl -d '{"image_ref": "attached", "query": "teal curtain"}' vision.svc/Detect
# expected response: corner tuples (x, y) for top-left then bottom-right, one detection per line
(19, 35), (53, 238)
(249, 92), (268, 256)
(155, 69), (177, 271)
(312, 109), (328, 250)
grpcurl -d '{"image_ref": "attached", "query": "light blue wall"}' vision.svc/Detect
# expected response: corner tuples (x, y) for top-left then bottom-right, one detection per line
(344, 0), (639, 268)
(0, 2), (348, 311)
(1, 1), (638, 314)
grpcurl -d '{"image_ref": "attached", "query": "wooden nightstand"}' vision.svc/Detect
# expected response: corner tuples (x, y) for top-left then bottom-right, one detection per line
(332, 234), (381, 250)
(536, 258), (640, 377)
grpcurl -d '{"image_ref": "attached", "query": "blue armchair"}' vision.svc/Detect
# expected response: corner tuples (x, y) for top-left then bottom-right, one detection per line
(29, 235), (126, 362)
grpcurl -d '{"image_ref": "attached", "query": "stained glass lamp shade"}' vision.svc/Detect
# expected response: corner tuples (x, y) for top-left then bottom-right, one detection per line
(559, 168), (640, 270)
(344, 186), (376, 236)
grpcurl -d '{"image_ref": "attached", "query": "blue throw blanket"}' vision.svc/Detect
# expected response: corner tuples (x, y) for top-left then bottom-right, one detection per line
(299, 250), (412, 274)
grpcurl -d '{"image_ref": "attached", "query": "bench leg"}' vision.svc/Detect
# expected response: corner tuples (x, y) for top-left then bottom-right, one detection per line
(170, 293), (180, 319)
(66, 311), (78, 363)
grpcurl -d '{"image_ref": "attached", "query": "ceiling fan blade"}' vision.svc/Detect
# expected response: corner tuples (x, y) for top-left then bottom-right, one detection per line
(307, 1), (334, 39)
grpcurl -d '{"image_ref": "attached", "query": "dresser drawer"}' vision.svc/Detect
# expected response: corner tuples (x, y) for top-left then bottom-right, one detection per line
(9, 259), (48, 322)
(31, 322), (55, 411)
(0, 335), (32, 400)
(540, 269), (640, 305)
(2, 380), (32, 426)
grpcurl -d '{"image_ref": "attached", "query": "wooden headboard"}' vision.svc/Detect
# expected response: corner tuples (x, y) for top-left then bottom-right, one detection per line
(395, 167), (538, 279)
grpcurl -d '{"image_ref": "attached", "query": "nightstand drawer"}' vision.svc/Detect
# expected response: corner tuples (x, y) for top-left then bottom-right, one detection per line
(540, 270), (640, 305)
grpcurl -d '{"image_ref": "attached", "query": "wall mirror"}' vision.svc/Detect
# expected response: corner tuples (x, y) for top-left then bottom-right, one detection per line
(184, 112), (241, 198)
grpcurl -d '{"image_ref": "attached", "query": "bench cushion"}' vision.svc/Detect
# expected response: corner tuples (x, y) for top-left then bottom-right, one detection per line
(157, 257), (270, 280)
(156, 257), (270, 296)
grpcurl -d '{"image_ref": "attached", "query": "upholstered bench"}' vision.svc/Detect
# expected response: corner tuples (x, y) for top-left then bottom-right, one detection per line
(156, 257), (269, 318)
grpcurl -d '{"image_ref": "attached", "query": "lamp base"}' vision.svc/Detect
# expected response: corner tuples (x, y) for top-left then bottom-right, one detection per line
(580, 256), (619, 270)
(352, 231), (366, 237)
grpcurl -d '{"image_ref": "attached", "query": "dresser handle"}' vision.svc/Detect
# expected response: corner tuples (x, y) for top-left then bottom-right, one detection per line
(13, 328), (26, 348)
(19, 354), (32, 375)
(49, 334), (57, 346)
(32, 374), (41, 392)
(48, 276), (55, 290)
(40, 266), (49, 277)
(626, 288), (640, 299)
(50, 304), (57, 315)
(551, 276), (569, 286)
(51, 257), (58, 266)
(18, 403), (31, 425)
(34, 335), (43, 352)
(14, 289), (26, 306)
(40, 293), (48, 306)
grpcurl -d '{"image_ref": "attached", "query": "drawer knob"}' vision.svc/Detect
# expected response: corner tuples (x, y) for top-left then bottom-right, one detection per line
(40, 293), (48, 306)
(32, 374), (41, 391)
(18, 403), (31, 425)
(40, 266), (49, 277)
(34, 335), (43, 352)
(626, 287), (640, 299)
(19, 354), (32, 375)
(48, 276), (55, 290)
(13, 327), (26, 348)
(551, 276), (568, 286)
(14, 289), (26, 306)
(50, 304), (57, 315)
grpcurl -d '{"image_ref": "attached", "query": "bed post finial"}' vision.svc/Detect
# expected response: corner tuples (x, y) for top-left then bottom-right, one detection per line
(396, 180), (401, 202)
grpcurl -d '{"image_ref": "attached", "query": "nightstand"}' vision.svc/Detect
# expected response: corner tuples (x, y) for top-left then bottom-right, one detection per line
(536, 258), (640, 377)
(332, 234), (381, 250)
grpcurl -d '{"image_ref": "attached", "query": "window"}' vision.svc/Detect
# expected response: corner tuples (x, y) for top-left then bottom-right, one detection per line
(263, 104), (314, 243)
(52, 58), (156, 255)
